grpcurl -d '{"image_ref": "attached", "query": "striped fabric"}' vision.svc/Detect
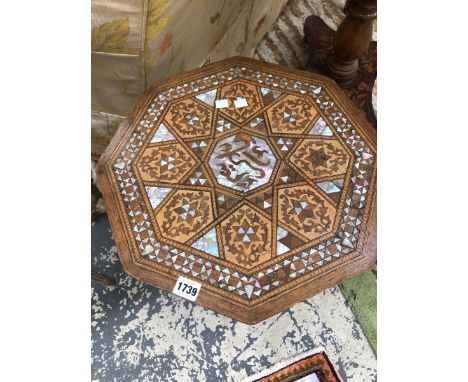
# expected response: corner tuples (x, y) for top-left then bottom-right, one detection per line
(254, 0), (347, 68)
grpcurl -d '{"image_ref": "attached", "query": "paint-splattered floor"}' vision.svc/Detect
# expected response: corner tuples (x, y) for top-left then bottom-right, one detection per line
(92, 214), (376, 382)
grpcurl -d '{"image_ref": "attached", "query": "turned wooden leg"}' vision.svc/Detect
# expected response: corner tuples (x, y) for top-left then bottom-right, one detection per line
(303, 0), (377, 129)
(327, 0), (377, 87)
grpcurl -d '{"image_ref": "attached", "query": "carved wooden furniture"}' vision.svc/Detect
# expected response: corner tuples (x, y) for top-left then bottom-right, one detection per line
(304, 0), (377, 129)
(97, 56), (376, 324)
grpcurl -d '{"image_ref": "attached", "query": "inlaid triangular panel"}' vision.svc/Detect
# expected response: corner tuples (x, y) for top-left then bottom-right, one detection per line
(316, 178), (345, 205)
(276, 225), (306, 256)
(145, 186), (172, 209)
(188, 139), (212, 159)
(274, 163), (304, 185)
(271, 136), (299, 158)
(215, 191), (242, 216)
(183, 166), (212, 187)
(247, 190), (274, 216)
(308, 116), (334, 136)
(195, 89), (217, 107)
(191, 227), (219, 257)
(260, 87), (282, 106)
(246, 115), (267, 134)
(150, 123), (176, 143)
(215, 116), (234, 135)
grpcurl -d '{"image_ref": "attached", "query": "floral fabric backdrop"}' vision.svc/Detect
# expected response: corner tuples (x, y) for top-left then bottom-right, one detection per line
(91, 0), (289, 156)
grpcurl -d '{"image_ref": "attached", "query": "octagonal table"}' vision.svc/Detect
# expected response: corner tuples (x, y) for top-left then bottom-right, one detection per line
(97, 57), (376, 324)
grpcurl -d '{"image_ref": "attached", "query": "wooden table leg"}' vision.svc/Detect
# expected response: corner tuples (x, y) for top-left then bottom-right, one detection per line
(92, 271), (117, 287)
(303, 0), (377, 129)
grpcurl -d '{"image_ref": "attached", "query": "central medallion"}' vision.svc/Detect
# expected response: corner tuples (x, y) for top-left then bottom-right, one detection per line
(208, 132), (277, 192)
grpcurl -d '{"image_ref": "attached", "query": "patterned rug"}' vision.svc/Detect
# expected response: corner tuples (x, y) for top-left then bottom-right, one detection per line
(246, 352), (341, 382)
(254, 0), (346, 68)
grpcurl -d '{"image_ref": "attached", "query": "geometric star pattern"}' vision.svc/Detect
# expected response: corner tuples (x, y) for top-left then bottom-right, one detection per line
(155, 189), (213, 243)
(289, 139), (350, 180)
(98, 57), (376, 323)
(137, 142), (196, 183)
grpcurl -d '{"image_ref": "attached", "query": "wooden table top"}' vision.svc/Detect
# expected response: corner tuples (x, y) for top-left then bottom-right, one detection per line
(97, 57), (376, 324)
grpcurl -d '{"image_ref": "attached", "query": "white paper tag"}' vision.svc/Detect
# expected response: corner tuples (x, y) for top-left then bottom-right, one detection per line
(215, 99), (229, 109)
(172, 276), (202, 302)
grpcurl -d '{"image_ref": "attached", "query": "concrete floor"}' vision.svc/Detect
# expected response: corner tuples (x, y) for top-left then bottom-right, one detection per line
(91, 214), (376, 382)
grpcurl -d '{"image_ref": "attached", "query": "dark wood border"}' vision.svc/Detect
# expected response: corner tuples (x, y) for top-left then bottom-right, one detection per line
(96, 56), (376, 324)
(253, 351), (341, 382)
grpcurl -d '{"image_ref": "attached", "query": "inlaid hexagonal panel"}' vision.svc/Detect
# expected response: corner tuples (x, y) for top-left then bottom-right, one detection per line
(136, 142), (196, 183)
(220, 203), (273, 269)
(267, 94), (318, 134)
(218, 80), (262, 123)
(208, 132), (277, 193)
(97, 57), (377, 324)
(155, 189), (214, 243)
(164, 98), (213, 138)
(277, 184), (336, 241)
(289, 138), (350, 180)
